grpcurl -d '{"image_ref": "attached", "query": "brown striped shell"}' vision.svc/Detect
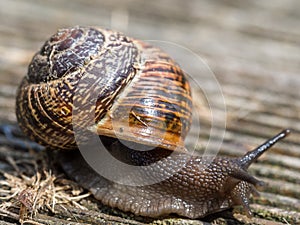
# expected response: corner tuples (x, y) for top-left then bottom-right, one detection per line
(16, 26), (192, 151)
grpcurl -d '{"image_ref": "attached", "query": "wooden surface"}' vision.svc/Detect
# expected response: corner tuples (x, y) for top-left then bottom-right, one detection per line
(0, 0), (300, 224)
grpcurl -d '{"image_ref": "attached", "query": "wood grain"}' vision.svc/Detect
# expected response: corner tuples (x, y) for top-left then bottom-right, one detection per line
(0, 0), (299, 224)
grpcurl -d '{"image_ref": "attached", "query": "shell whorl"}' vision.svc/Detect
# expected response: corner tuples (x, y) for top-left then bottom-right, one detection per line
(16, 26), (192, 150)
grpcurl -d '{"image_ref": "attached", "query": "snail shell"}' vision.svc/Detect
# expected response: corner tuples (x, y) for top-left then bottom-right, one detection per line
(16, 26), (192, 151)
(15, 26), (290, 218)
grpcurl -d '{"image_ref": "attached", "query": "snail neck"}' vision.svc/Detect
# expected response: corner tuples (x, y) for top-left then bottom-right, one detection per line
(99, 136), (174, 166)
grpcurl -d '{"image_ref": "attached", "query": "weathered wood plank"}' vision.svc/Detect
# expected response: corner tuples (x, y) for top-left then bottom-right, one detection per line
(0, 0), (299, 224)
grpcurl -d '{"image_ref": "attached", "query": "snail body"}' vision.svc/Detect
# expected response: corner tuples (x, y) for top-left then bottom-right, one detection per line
(16, 26), (290, 218)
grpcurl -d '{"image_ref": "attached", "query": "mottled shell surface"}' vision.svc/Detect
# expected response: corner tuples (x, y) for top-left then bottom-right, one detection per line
(16, 27), (192, 151)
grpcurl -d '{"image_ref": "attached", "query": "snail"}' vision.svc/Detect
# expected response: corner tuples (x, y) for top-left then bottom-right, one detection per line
(15, 26), (290, 219)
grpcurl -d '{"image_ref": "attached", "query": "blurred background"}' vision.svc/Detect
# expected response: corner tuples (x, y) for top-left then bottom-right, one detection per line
(0, 0), (299, 224)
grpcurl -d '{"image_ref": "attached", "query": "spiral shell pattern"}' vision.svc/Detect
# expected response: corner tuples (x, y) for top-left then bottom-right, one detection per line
(16, 26), (192, 150)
